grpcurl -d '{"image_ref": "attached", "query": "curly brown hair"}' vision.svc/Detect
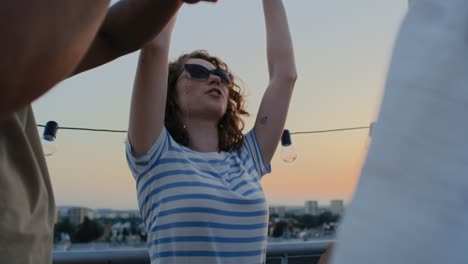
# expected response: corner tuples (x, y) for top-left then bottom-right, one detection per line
(165, 50), (249, 152)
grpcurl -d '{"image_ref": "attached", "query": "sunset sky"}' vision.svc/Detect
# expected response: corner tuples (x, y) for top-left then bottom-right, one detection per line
(33, 0), (408, 209)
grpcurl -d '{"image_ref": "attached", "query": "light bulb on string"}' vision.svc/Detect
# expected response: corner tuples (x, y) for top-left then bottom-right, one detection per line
(280, 129), (297, 163)
(41, 121), (58, 156)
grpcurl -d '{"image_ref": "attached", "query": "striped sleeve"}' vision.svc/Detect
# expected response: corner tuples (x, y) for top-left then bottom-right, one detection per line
(242, 129), (272, 178)
(125, 128), (170, 179)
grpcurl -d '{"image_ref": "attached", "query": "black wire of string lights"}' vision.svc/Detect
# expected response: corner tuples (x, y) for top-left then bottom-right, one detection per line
(38, 122), (371, 159)
(37, 124), (370, 135)
(37, 124), (127, 133)
(290, 126), (370, 135)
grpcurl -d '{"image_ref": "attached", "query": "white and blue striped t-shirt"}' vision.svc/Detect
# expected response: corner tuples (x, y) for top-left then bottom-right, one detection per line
(126, 128), (271, 264)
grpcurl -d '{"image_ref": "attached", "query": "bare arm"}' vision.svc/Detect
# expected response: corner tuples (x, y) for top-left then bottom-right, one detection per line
(74, 0), (217, 75)
(254, 0), (297, 165)
(127, 18), (176, 157)
(0, 0), (110, 119)
(0, 0), (216, 119)
(72, 0), (189, 75)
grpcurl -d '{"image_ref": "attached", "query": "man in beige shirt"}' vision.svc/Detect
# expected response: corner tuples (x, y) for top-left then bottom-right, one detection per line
(0, 1), (217, 263)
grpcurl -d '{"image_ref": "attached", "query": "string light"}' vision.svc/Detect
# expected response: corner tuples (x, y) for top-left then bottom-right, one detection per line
(38, 122), (370, 159)
(41, 121), (59, 156)
(37, 124), (370, 135)
(280, 129), (297, 163)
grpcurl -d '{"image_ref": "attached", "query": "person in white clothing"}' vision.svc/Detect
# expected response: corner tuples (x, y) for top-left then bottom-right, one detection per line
(333, 1), (468, 263)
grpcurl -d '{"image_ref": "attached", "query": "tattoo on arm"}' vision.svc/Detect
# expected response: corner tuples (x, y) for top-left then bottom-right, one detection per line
(260, 116), (268, 125)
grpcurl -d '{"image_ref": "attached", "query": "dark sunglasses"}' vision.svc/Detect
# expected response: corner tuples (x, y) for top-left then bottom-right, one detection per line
(180, 64), (233, 85)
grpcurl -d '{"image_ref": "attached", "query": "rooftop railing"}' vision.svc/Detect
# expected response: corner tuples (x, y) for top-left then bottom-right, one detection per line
(53, 241), (331, 264)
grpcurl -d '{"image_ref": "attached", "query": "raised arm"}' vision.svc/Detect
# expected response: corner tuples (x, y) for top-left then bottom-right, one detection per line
(254, 0), (297, 165)
(74, 0), (218, 75)
(73, 0), (206, 75)
(127, 17), (176, 157)
(0, 0), (216, 119)
(0, 0), (110, 119)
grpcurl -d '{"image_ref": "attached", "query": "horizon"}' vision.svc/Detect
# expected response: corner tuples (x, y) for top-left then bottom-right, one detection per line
(57, 199), (348, 211)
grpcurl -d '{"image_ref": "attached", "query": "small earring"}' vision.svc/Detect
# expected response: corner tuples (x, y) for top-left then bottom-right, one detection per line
(183, 124), (186, 129)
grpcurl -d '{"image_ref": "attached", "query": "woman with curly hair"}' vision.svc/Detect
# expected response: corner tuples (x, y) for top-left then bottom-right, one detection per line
(126, 1), (296, 263)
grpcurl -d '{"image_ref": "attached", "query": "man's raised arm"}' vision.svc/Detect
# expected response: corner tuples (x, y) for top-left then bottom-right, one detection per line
(0, 0), (216, 119)
(0, 0), (110, 119)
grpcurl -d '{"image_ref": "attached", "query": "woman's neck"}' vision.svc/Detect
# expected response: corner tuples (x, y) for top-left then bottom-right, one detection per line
(184, 119), (220, 153)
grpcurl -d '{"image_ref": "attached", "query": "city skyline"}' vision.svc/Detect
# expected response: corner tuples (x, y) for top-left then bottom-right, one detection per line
(57, 199), (346, 213)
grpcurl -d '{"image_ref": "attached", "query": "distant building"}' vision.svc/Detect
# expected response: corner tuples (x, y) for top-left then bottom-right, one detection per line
(269, 206), (286, 217)
(93, 209), (141, 219)
(330, 200), (344, 216)
(111, 222), (132, 242)
(54, 208), (62, 224)
(304, 200), (319, 216)
(119, 212), (130, 218)
(102, 223), (113, 241)
(68, 207), (90, 226)
(287, 207), (306, 216)
(128, 210), (142, 219)
(87, 209), (96, 220)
